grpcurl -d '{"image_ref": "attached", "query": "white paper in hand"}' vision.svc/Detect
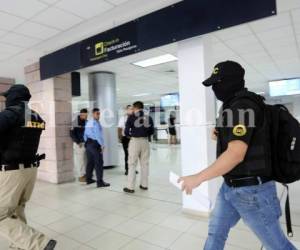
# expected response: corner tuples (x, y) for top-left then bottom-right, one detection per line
(169, 171), (182, 190)
(169, 171), (212, 209)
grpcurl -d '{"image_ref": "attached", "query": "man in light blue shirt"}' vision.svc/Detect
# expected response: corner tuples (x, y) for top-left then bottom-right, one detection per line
(84, 108), (110, 188)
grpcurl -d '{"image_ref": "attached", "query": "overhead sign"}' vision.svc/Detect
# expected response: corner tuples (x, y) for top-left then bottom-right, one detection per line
(40, 0), (277, 80)
(81, 22), (139, 67)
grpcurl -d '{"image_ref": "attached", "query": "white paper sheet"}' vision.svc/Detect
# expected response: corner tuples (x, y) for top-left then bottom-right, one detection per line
(169, 171), (183, 190)
(169, 171), (212, 209)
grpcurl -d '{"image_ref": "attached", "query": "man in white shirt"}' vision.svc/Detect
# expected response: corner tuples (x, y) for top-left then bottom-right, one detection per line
(118, 105), (133, 175)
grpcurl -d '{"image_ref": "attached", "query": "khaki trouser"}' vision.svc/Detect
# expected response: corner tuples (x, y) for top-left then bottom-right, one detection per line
(0, 168), (50, 250)
(74, 143), (87, 177)
(127, 138), (150, 190)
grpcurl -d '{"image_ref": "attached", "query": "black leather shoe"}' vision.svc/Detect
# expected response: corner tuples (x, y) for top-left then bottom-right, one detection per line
(139, 185), (148, 190)
(44, 240), (57, 250)
(97, 181), (110, 188)
(86, 179), (96, 185)
(123, 187), (135, 193)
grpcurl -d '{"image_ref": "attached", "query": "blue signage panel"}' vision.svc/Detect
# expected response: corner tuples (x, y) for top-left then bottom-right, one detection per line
(40, 0), (276, 80)
(40, 43), (81, 80)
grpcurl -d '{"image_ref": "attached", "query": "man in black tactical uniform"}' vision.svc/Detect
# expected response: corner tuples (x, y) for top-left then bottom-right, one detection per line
(0, 85), (56, 250)
(179, 61), (297, 250)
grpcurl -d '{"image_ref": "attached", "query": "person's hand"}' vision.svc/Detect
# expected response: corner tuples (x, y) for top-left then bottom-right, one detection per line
(178, 174), (203, 195)
(211, 128), (218, 141)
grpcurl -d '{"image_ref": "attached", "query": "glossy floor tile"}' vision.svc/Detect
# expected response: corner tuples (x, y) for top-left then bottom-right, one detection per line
(0, 144), (299, 250)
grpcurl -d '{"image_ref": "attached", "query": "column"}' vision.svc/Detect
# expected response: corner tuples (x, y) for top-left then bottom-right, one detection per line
(178, 36), (221, 215)
(89, 72), (118, 167)
(0, 77), (15, 110)
(25, 62), (74, 184)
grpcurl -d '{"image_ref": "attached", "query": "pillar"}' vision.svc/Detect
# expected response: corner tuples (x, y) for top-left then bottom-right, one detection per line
(0, 77), (15, 110)
(25, 62), (74, 184)
(178, 37), (221, 215)
(89, 72), (118, 167)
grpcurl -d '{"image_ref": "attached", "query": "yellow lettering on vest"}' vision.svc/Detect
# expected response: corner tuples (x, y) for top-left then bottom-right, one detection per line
(26, 121), (33, 128)
(26, 121), (45, 129)
(37, 123), (45, 129)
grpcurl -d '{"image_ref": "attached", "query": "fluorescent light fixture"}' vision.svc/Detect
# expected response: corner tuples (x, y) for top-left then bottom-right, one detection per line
(133, 54), (178, 68)
(269, 78), (300, 97)
(132, 93), (151, 97)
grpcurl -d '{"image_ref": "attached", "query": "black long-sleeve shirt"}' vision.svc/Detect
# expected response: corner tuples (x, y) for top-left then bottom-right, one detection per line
(125, 110), (154, 138)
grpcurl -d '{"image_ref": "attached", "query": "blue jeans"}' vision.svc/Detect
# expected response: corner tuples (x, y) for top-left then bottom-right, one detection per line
(204, 181), (297, 250)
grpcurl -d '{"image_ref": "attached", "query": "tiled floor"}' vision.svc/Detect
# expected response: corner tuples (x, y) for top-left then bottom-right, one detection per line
(0, 144), (300, 250)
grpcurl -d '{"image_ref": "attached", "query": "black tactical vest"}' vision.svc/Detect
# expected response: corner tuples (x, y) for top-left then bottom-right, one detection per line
(1, 106), (45, 165)
(217, 92), (272, 178)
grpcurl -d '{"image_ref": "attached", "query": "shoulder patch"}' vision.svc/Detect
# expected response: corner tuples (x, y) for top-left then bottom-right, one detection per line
(233, 124), (247, 137)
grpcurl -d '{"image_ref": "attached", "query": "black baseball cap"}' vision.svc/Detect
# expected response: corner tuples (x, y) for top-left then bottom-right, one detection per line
(202, 61), (245, 87)
(0, 84), (31, 99)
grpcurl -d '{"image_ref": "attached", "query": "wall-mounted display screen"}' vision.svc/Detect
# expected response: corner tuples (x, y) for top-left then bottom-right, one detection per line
(161, 93), (179, 107)
(269, 78), (300, 97)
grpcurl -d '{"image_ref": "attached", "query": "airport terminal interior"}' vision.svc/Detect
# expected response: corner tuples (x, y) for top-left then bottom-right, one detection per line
(0, 0), (300, 249)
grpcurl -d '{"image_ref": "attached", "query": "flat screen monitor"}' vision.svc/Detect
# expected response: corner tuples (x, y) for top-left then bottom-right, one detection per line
(269, 78), (300, 97)
(161, 93), (179, 107)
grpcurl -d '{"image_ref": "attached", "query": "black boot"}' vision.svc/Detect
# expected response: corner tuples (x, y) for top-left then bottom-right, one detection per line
(44, 240), (57, 250)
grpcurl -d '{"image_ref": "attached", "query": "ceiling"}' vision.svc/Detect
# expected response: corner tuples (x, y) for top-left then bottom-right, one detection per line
(0, 0), (299, 104)
(211, 1), (300, 95)
(0, 0), (181, 81)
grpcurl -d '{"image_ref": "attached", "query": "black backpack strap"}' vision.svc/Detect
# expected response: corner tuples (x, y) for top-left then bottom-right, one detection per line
(229, 90), (266, 112)
(283, 184), (293, 237)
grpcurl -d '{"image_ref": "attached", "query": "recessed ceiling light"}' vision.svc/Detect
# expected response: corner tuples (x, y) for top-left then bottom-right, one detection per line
(132, 54), (178, 68)
(132, 93), (151, 97)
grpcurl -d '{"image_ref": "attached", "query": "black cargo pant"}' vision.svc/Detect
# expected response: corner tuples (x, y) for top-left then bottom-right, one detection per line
(85, 140), (103, 185)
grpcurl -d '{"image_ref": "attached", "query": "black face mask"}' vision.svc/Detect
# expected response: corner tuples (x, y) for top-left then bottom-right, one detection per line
(212, 78), (245, 102)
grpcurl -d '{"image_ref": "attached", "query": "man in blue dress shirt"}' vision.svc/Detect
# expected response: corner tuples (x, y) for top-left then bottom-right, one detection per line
(84, 108), (110, 188)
